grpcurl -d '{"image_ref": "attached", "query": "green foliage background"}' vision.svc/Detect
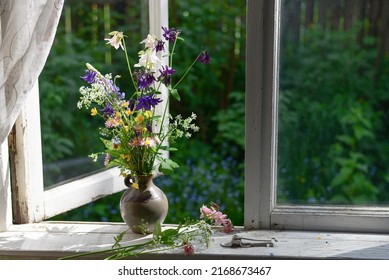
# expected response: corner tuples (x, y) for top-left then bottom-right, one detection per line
(278, 25), (389, 205)
(41, 0), (388, 226)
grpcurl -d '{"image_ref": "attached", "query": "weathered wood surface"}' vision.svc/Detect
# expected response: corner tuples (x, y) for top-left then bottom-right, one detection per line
(0, 222), (388, 259)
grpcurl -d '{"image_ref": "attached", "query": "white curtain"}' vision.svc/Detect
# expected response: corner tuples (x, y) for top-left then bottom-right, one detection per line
(0, 0), (64, 144)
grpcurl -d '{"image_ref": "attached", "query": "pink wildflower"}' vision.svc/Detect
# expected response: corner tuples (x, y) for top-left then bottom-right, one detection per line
(183, 243), (195, 255)
(212, 211), (228, 225)
(200, 203), (234, 233)
(104, 153), (110, 166)
(200, 205), (213, 218)
(105, 115), (121, 128)
(222, 219), (234, 233)
(129, 137), (145, 147)
(144, 137), (156, 148)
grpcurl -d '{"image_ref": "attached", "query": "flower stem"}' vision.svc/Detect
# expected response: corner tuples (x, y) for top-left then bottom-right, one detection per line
(122, 38), (138, 94)
(173, 54), (200, 90)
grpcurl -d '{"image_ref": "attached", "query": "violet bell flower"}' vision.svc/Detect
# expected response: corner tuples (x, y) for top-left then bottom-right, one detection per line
(128, 99), (135, 111)
(136, 71), (156, 90)
(81, 70), (97, 83)
(135, 95), (163, 111)
(162, 26), (179, 43)
(106, 79), (125, 99)
(159, 65), (176, 85)
(197, 50), (210, 64)
(155, 40), (165, 52)
(102, 104), (114, 117)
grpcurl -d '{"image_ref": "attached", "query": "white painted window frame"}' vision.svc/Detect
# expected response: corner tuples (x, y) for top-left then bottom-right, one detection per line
(0, 0), (168, 227)
(244, 0), (389, 233)
(2, 0), (389, 234)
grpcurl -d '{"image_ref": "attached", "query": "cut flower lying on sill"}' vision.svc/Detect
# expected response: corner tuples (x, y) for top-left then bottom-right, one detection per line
(61, 203), (234, 259)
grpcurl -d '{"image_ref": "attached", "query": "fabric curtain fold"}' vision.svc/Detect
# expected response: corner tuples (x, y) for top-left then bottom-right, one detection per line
(0, 0), (64, 144)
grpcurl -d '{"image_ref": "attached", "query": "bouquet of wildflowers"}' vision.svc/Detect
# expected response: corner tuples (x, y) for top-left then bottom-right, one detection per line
(77, 27), (210, 178)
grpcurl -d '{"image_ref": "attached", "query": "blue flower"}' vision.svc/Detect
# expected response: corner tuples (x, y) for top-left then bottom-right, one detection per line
(158, 65), (176, 85)
(105, 79), (125, 99)
(135, 70), (156, 90)
(162, 26), (179, 43)
(155, 40), (165, 52)
(128, 99), (135, 111)
(103, 104), (114, 117)
(197, 50), (210, 64)
(146, 123), (153, 133)
(81, 70), (97, 83)
(135, 95), (162, 111)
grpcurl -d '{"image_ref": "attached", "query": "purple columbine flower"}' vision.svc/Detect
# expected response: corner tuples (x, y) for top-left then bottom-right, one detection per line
(158, 65), (176, 85)
(81, 70), (97, 83)
(197, 50), (210, 64)
(135, 95), (162, 111)
(128, 99), (135, 111)
(137, 71), (156, 90)
(146, 123), (153, 133)
(155, 40), (165, 52)
(103, 104), (114, 117)
(162, 26), (179, 43)
(105, 79), (125, 99)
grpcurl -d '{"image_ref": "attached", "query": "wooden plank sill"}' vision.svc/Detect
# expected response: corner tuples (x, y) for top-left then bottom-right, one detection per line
(0, 221), (389, 259)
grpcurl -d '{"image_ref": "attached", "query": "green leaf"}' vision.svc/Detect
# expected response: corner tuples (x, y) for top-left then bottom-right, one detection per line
(105, 160), (119, 169)
(331, 167), (353, 187)
(170, 88), (181, 101)
(159, 161), (174, 175)
(158, 158), (179, 175)
(384, 173), (389, 183)
(336, 135), (355, 146)
(160, 228), (179, 239)
(100, 138), (113, 149)
(159, 146), (178, 152)
(165, 158), (179, 169)
(153, 222), (162, 237)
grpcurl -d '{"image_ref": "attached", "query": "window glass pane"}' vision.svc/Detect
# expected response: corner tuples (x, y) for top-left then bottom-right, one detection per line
(153, 1), (245, 224)
(277, 0), (389, 205)
(40, 0), (148, 188)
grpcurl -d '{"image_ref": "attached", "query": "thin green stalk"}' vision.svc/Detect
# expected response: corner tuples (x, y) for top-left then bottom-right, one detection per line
(173, 54), (200, 90)
(154, 34), (179, 138)
(157, 94), (170, 136)
(122, 38), (138, 94)
(169, 35), (179, 68)
(59, 239), (154, 260)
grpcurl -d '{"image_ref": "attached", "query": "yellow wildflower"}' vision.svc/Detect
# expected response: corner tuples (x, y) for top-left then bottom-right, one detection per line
(91, 107), (98, 116)
(120, 154), (131, 161)
(126, 109), (133, 115)
(121, 101), (129, 108)
(144, 110), (153, 118)
(135, 114), (145, 123)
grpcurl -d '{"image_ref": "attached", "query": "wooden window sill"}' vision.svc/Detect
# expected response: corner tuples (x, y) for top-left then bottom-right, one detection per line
(0, 221), (388, 259)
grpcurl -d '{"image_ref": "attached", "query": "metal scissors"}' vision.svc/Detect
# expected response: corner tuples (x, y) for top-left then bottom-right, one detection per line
(220, 235), (277, 248)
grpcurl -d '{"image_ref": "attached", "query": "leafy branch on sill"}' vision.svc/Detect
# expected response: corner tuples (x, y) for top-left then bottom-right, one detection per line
(61, 203), (234, 260)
